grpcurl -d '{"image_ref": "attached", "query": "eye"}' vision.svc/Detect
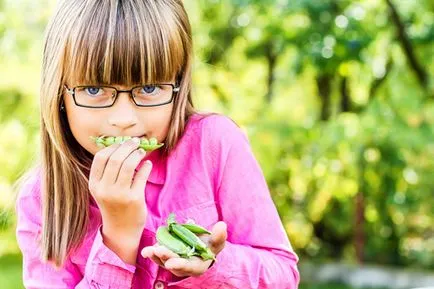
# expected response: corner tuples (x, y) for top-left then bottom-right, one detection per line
(141, 85), (159, 94)
(84, 87), (102, 95)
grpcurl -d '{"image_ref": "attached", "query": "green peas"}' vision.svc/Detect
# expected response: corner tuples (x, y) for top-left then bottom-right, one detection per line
(139, 137), (163, 151)
(181, 223), (211, 235)
(140, 138), (150, 145)
(156, 226), (195, 258)
(149, 138), (158, 145)
(170, 223), (208, 252)
(89, 136), (164, 152)
(154, 213), (216, 261)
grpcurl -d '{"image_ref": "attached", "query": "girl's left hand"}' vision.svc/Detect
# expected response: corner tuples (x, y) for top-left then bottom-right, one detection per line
(141, 221), (227, 277)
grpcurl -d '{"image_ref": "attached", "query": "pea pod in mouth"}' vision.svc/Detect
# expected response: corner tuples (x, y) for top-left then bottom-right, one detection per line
(89, 135), (164, 152)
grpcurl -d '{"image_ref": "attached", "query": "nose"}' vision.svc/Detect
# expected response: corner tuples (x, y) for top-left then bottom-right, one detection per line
(107, 92), (138, 128)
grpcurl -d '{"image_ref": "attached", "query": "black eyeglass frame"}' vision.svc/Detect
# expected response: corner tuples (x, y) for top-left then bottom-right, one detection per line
(63, 84), (180, 108)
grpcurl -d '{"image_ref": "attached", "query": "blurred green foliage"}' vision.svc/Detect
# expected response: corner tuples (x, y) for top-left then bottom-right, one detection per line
(0, 0), (433, 278)
(0, 253), (24, 289)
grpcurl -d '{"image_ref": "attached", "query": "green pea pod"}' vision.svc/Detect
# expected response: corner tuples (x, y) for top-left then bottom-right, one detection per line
(166, 213), (211, 234)
(105, 136), (115, 146)
(89, 135), (164, 152)
(181, 223), (211, 235)
(167, 213), (176, 226)
(90, 136), (105, 148)
(140, 138), (150, 145)
(139, 143), (164, 151)
(156, 226), (194, 258)
(149, 137), (158, 145)
(169, 223), (208, 252)
(193, 247), (216, 261)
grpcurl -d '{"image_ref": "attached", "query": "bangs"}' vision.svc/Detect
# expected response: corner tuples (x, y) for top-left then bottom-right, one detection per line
(63, 1), (187, 86)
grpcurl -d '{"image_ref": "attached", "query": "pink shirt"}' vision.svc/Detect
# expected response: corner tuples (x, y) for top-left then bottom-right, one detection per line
(16, 114), (300, 289)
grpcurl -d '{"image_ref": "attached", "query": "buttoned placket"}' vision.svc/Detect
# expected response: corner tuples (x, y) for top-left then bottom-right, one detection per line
(154, 280), (165, 289)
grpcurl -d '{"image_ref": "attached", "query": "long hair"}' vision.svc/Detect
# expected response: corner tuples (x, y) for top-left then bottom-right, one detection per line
(38, 0), (195, 266)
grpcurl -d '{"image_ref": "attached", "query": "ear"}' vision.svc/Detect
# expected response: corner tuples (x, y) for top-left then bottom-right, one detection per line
(60, 98), (65, 111)
(176, 73), (183, 87)
(177, 71), (183, 80)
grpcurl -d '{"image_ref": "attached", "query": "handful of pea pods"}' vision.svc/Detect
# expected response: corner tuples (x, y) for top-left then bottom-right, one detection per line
(89, 135), (164, 151)
(156, 213), (216, 261)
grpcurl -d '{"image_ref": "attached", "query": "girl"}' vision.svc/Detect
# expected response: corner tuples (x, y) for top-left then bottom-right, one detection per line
(15, 0), (300, 288)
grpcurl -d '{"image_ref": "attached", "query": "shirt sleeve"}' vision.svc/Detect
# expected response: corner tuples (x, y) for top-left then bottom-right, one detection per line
(15, 174), (136, 289)
(169, 116), (300, 289)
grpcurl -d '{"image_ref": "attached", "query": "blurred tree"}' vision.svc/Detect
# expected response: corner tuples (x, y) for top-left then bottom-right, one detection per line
(186, 0), (433, 267)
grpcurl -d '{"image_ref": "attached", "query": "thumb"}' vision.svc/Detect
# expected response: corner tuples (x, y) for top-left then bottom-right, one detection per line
(131, 159), (152, 192)
(208, 221), (227, 255)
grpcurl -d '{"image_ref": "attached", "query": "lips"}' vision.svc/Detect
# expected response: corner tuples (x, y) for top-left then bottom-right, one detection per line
(99, 134), (146, 138)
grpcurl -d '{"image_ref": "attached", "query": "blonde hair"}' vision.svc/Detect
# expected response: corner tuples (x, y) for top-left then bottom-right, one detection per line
(38, 0), (194, 266)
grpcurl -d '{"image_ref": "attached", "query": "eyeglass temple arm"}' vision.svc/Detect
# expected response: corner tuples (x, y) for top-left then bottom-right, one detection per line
(63, 85), (74, 95)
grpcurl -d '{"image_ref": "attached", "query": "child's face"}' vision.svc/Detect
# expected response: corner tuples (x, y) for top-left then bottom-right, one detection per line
(63, 83), (174, 156)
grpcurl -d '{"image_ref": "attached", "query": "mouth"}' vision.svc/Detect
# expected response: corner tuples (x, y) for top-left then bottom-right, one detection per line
(91, 134), (164, 152)
(99, 134), (146, 139)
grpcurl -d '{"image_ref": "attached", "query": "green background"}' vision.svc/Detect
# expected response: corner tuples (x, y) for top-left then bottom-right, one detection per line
(0, 0), (433, 288)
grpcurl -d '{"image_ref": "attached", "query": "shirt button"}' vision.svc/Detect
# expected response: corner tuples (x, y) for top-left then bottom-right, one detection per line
(154, 281), (165, 289)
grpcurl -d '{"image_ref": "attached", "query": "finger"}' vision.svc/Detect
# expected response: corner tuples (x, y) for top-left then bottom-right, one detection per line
(165, 257), (211, 277)
(168, 269), (190, 278)
(89, 144), (120, 190)
(130, 159), (152, 192)
(154, 245), (180, 264)
(141, 246), (153, 258)
(116, 148), (147, 187)
(208, 221), (227, 255)
(102, 138), (141, 184)
(140, 243), (160, 257)
(150, 255), (165, 267)
(141, 246), (165, 267)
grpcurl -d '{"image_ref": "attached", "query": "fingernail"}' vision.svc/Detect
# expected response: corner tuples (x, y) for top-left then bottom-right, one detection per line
(132, 137), (140, 144)
(141, 248), (150, 257)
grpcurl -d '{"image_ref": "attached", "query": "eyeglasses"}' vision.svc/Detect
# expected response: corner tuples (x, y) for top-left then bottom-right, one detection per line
(64, 84), (180, 108)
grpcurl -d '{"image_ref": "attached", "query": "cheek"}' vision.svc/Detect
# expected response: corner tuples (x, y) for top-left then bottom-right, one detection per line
(145, 105), (173, 141)
(66, 109), (100, 154)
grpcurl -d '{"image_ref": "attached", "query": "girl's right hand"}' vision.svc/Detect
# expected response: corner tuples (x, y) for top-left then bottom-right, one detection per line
(88, 137), (152, 263)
